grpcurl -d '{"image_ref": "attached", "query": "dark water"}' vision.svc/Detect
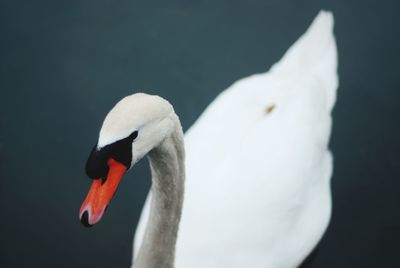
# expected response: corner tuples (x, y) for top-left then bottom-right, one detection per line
(1, 0), (399, 267)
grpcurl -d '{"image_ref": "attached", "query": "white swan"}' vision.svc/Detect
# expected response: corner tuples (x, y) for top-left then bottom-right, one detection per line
(80, 10), (338, 268)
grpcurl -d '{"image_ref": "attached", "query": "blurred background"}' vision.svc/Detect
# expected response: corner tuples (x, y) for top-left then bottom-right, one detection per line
(1, 0), (399, 267)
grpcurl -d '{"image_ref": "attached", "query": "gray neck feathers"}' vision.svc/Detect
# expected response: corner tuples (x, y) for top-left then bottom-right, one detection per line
(133, 118), (185, 268)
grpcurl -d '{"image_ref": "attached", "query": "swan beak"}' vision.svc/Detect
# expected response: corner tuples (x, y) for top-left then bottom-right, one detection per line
(79, 158), (127, 227)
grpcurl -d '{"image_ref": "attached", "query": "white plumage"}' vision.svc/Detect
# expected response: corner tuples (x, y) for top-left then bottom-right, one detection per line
(134, 10), (338, 268)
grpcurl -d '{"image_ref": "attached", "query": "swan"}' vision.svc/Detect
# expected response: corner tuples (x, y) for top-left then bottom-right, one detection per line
(79, 10), (338, 268)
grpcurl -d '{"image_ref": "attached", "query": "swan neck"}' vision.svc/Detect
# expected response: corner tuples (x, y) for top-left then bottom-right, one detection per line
(134, 117), (185, 268)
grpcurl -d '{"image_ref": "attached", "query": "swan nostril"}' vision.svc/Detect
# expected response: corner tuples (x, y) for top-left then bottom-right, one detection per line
(80, 211), (93, 228)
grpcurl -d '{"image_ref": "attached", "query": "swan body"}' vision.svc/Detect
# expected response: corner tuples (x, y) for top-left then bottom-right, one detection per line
(133, 10), (338, 268)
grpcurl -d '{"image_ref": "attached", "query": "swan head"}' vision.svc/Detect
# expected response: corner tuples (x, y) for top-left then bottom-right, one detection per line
(79, 93), (175, 227)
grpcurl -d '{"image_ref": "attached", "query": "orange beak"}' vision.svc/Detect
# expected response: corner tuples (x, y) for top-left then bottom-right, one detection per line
(79, 158), (127, 227)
